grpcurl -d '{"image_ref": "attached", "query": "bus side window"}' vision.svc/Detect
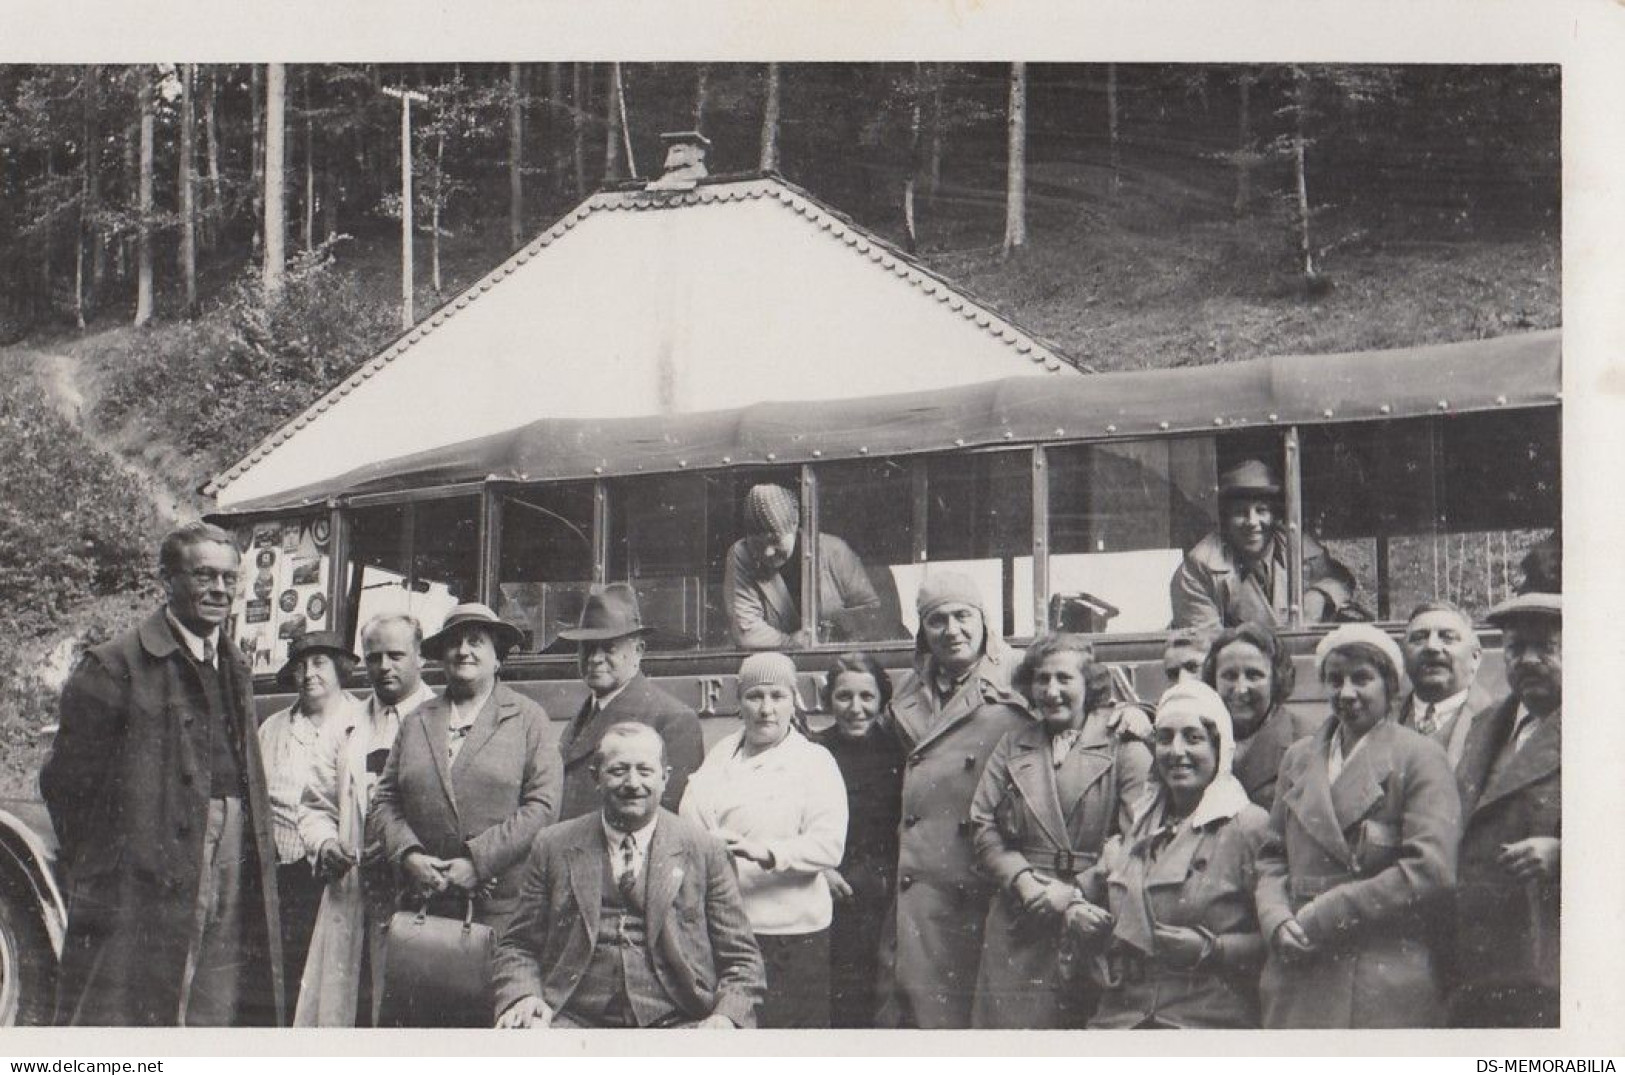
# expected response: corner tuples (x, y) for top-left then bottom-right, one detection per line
(816, 451), (1032, 642)
(495, 484), (595, 655)
(345, 497), (479, 648)
(1299, 409), (1558, 621)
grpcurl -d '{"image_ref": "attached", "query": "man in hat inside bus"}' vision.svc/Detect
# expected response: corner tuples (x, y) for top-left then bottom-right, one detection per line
(723, 483), (883, 650)
(1450, 591), (1562, 1028)
(555, 583), (705, 822)
(1169, 459), (1354, 632)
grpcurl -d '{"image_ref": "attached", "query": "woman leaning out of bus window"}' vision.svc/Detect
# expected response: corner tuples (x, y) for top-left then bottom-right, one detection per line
(1065, 680), (1271, 1029)
(967, 633), (1152, 1029)
(1203, 623), (1320, 812)
(1254, 624), (1461, 1029)
(680, 652), (849, 1029)
(808, 652), (905, 1029)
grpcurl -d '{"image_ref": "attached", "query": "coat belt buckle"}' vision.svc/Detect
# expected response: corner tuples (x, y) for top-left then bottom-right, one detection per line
(1054, 849), (1077, 875)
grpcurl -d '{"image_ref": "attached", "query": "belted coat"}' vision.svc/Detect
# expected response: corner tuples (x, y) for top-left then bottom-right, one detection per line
(876, 646), (1031, 1029)
(968, 709), (1151, 1028)
(1254, 718), (1460, 1028)
(40, 608), (284, 1026)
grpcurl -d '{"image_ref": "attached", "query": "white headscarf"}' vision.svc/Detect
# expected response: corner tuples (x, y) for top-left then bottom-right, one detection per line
(1128, 680), (1252, 834)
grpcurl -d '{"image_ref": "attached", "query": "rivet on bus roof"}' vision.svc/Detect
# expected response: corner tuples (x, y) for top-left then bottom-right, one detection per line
(1002, 431), (1014, 440)
(1322, 409), (1335, 419)
(1267, 413), (1279, 423)
(812, 449), (823, 458)
(1554, 391), (1562, 401)
(1159, 421), (1170, 431)
(1495, 395), (1508, 406)
(678, 460), (688, 468)
(1437, 400), (1449, 410)
(1054, 428), (1065, 437)
(593, 467), (603, 476)
(1213, 417), (1225, 426)
(1379, 404), (1392, 415)
(954, 438), (966, 447)
(766, 453), (777, 461)
(859, 446), (870, 455)
(722, 456), (732, 464)
(1106, 424), (1118, 434)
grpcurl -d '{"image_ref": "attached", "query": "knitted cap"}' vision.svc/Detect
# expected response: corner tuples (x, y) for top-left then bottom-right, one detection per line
(737, 651), (799, 695)
(916, 570), (984, 619)
(1314, 623), (1404, 681)
(744, 484), (799, 536)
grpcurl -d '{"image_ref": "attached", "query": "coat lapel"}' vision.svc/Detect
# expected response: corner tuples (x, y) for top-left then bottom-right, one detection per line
(1004, 729), (1070, 851)
(758, 573), (797, 629)
(417, 700), (457, 806)
(1475, 709), (1561, 815)
(1328, 721), (1393, 831)
(565, 827), (606, 941)
(642, 819), (686, 950)
(1233, 706), (1293, 799)
(1143, 823), (1206, 890)
(1282, 725), (1354, 865)
(450, 688), (511, 782)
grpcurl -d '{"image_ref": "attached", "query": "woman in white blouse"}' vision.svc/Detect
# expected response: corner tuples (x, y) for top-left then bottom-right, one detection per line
(680, 651), (848, 1028)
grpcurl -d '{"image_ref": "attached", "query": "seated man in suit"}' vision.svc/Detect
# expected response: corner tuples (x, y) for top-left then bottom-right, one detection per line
(555, 584), (704, 822)
(492, 723), (765, 1029)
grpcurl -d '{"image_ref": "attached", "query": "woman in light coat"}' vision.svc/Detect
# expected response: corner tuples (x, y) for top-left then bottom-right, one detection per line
(1068, 681), (1271, 1029)
(1254, 624), (1461, 1028)
(968, 633), (1151, 1029)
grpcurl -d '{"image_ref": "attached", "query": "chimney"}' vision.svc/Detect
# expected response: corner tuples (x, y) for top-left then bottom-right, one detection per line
(646, 130), (711, 191)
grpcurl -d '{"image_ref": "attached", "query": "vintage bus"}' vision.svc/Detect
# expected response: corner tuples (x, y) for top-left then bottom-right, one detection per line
(210, 328), (1560, 728)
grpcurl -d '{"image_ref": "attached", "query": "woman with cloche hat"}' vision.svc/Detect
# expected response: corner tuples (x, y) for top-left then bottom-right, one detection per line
(259, 630), (363, 1020)
(367, 604), (563, 1024)
(1253, 623), (1461, 1028)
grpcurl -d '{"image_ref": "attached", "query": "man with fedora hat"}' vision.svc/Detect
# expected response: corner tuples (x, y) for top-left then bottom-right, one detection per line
(556, 584), (704, 822)
(1450, 591), (1562, 1027)
(1170, 458), (1354, 632)
(259, 629), (363, 1019)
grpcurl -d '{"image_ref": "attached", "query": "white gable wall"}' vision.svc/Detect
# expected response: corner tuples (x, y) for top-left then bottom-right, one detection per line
(215, 188), (1063, 509)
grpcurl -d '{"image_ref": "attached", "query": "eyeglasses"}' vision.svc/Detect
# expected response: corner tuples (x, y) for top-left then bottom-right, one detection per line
(184, 568), (242, 589)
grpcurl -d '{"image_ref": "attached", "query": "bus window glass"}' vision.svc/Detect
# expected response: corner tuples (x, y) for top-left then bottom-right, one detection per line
(1301, 410), (1558, 621)
(608, 468), (800, 651)
(495, 483), (595, 655)
(1047, 439), (1219, 634)
(345, 497), (479, 646)
(821, 451), (1032, 641)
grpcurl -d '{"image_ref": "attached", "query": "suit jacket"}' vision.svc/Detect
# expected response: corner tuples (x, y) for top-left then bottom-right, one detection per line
(368, 683), (561, 928)
(1170, 531), (1349, 632)
(1398, 680), (1495, 771)
(1232, 705), (1321, 811)
(1254, 719), (1460, 1028)
(557, 674), (704, 822)
(1452, 695), (1560, 1005)
(490, 810), (765, 1027)
(40, 608), (284, 1026)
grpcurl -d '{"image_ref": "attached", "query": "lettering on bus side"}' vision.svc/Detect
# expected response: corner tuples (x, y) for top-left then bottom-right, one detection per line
(696, 676), (726, 716)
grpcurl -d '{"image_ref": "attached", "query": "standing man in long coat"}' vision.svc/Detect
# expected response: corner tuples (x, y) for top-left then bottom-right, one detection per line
(41, 522), (284, 1026)
(1451, 592), (1562, 1028)
(877, 571), (1030, 1029)
(555, 585), (704, 822)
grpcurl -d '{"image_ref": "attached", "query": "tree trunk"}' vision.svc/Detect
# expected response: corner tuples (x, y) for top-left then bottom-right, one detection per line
(135, 73), (155, 327)
(603, 63), (625, 181)
(545, 62), (563, 188)
(432, 134), (444, 294)
(1001, 62), (1027, 258)
(1106, 63), (1122, 197)
(693, 64), (711, 131)
(759, 62), (781, 172)
(323, 154), (338, 240)
(180, 63), (198, 316)
(572, 62), (587, 195)
(82, 64), (102, 316)
(903, 63), (923, 253)
(119, 119), (136, 283)
(1291, 66), (1316, 286)
(617, 64), (637, 178)
(264, 62), (287, 299)
(509, 62), (525, 248)
(926, 64), (944, 205)
(252, 63), (265, 253)
(204, 66), (223, 246)
(303, 68), (316, 252)
(1234, 71), (1253, 216)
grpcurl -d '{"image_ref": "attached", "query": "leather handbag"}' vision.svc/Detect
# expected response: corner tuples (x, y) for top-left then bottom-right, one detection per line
(377, 898), (495, 1028)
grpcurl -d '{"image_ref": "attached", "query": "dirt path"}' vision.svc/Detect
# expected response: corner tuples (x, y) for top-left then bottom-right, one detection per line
(28, 347), (191, 527)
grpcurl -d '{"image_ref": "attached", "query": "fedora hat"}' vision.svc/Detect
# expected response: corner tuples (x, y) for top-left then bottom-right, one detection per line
(276, 630), (360, 689)
(559, 583), (658, 643)
(1218, 459), (1282, 501)
(422, 602), (526, 660)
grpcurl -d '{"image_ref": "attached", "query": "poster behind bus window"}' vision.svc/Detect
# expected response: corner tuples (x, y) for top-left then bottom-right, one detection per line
(228, 516), (331, 674)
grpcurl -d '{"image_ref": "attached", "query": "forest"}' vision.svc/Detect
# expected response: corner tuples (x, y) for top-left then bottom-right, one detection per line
(0, 62), (1561, 794)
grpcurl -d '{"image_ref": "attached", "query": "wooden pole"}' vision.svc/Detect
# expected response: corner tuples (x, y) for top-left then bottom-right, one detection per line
(384, 86), (427, 330)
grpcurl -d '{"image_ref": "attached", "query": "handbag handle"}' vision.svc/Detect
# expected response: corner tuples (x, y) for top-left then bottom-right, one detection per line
(409, 896), (479, 933)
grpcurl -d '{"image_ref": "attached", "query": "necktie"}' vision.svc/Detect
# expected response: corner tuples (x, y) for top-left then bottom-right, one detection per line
(202, 639), (216, 668)
(618, 834), (640, 907)
(1417, 702), (1439, 737)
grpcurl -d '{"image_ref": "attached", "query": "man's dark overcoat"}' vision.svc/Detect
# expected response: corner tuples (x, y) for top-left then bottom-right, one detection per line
(556, 674), (704, 822)
(40, 608), (284, 1026)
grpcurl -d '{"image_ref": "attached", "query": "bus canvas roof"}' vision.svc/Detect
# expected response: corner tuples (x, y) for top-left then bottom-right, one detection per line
(207, 173), (1080, 511)
(216, 327), (1559, 516)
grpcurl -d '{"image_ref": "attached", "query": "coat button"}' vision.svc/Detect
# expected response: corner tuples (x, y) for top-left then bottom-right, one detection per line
(180, 771), (194, 786)
(899, 874), (913, 891)
(963, 756), (976, 770)
(904, 815), (919, 828)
